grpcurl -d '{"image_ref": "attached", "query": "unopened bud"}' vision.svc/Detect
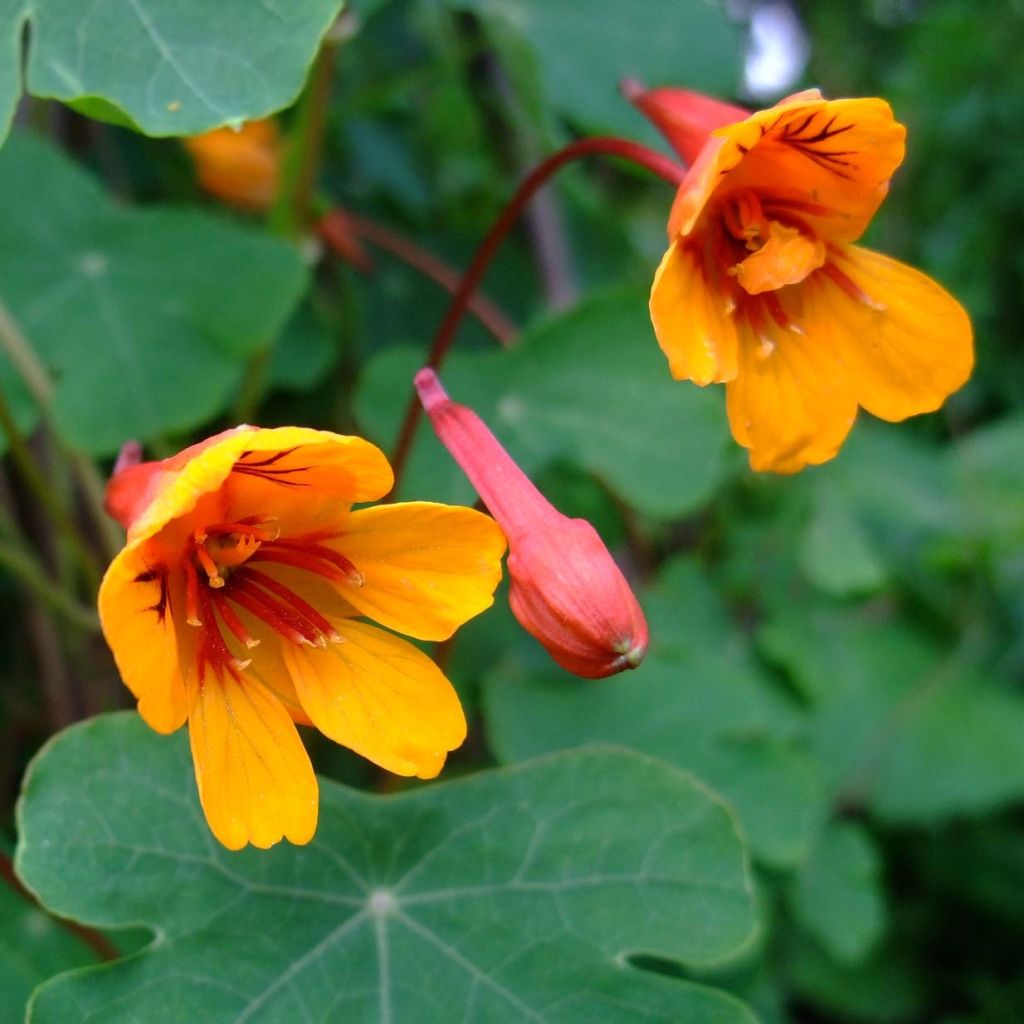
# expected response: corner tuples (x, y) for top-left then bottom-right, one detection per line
(621, 79), (747, 165)
(415, 368), (648, 678)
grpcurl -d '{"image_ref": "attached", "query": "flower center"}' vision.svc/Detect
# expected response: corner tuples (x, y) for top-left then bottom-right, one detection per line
(181, 516), (364, 679)
(720, 190), (825, 295)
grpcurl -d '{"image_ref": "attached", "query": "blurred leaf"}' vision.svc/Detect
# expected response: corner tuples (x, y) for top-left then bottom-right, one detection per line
(0, 0), (345, 144)
(355, 288), (732, 519)
(265, 301), (338, 394)
(482, 558), (825, 868)
(0, 874), (99, 1024)
(761, 603), (1024, 822)
(17, 713), (759, 1023)
(785, 930), (924, 1024)
(799, 485), (888, 597)
(0, 132), (307, 455)
(791, 821), (886, 964)
(951, 414), (1024, 549)
(451, 0), (743, 137)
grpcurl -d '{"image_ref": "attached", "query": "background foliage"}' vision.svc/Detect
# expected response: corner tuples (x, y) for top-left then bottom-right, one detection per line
(1, 0), (1022, 1021)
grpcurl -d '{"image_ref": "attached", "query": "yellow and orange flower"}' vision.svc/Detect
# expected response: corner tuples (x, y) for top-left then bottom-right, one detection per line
(99, 427), (506, 850)
(642, 88), (973, 473)
(183, 119), (280, 211)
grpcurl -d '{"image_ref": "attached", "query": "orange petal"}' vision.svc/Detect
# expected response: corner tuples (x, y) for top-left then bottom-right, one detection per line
(733, 222), (826, 294)
(186, 670), (318, 850)
(128, 427), (393, 544)
(807, 245), (974, 421)
(650, 240), (740, 385)
(327, 502), (506, 642)
(98, 545), (187, 734)
(725, 308), (858, 473)
(283, 620), (466, 779)
(670, 93), (905, 243)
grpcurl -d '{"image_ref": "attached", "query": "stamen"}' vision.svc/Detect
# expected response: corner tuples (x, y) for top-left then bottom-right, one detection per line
(250, 545), (365, 588)
(204, 520), (280, 542)
(194, 544), (225, 588)
(196, 585), (249, 674)
(761, 292), (804, 335)
(822, 261), (886, 310)
(238, 567), (343, 644)
(228, 577), (323, 647)
(273, 540), (366, 587)
(184, 559), (202, 626)
(210, 590), (261, 649)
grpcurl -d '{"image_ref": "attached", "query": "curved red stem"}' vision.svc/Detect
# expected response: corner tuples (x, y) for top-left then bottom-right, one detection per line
(388, 136), (685, 492)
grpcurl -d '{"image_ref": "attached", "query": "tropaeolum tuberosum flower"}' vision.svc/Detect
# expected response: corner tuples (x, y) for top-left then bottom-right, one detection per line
(183, 119), (280, 212)
(639, 87), (973, 473)
(100, 426), (506, 850)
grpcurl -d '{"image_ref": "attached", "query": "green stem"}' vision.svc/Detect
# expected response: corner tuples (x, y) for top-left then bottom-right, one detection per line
(0, 389), (101, 586)
(232, 347), (272, 424)
(270, 40), (337, 237)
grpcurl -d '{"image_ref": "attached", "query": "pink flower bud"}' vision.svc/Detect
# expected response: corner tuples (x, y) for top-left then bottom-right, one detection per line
(621, 79), (748, 165)
(415, 368), (648, 678)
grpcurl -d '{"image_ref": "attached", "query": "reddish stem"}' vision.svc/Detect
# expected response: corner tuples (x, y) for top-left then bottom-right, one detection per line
(331, 212), (519, 346)
(388, 136), (685, 493)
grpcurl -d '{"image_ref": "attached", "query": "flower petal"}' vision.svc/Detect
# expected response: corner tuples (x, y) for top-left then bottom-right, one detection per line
(283, 620), (466, 779)
(98, 545), (187, 734)
(186, 670), (318, 850)
(329, 502), (506, 641)
(807, 245), (974, 421)
(726, 308), (858, 473)
(670, 94), (905, 243)
(128, 426), (393, 544)
(650, 240), (740, 385)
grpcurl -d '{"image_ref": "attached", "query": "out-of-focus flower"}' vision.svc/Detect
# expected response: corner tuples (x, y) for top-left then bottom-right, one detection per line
(183, 119), (280, 211)
(415, 369), (648, 679)
(632, 86), (973, 473)
(100, 426), (505, 850)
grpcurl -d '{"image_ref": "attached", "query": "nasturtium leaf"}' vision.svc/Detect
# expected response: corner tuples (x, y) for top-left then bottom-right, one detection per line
(17, 713), (759, 1024)
(450, 0), (742, 137)
(0, 0), (345, 145)
(0, 133), (307, 455)
(482, 559), (825, 869)
(355, 289), (732, 519)
(0, 868), (99, 1023)
(798, 485), (888, 597)
(760, 603), (1024, 822)
(791, 821), (887, 965)
(950, 414), (1024, 548)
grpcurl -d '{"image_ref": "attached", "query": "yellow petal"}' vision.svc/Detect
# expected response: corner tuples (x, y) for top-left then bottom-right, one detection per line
(130, 426), (393, 544)
(328, 502), (506, 642)
(98, 544), (187, 734)
(726, 310), (858, 473)
(670, 94), (905, 243)
(186, 670), (318, 850)
(283, 619), (466, 779)
(650, 241), (740, 385)
(807, 245), (974, 421)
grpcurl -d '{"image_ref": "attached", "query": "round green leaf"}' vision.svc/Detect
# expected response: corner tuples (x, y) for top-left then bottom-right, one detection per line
(16, 713), (758, 1023)
(0, 133), (308, 454)
(451, 0), (742, 137)
(791, 821), (887, 965)
(0, 0), (346, 144)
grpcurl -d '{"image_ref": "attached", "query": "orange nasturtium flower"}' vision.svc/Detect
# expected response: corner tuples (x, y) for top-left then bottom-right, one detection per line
(641, 87), (973, 473)
(183, 119), (280, 211)
(99, 427), (506, 850)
